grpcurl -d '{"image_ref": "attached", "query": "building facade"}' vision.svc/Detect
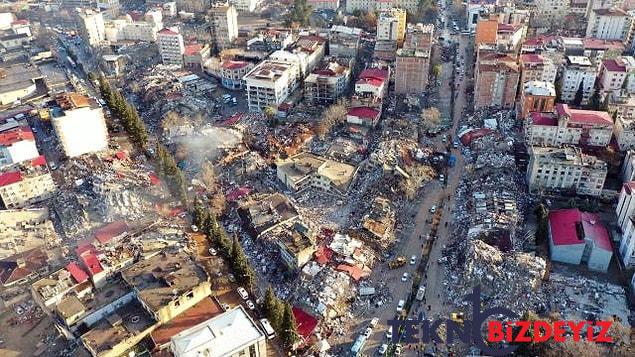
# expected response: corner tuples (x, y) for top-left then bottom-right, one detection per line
(209, 4), (238, 50)
(244, 61), (298, 112)
(0, 157), (56, 209)
(527, 146), (607, 196)
(157, 27), (185, 66)
(585, 7), (633, 41)
(560, 56), (598, 104)
(376, 8), (406, 46)
(329, 25), (362, 59)
(220, 60), (254, 90)
(78, 9), (105, 47)
(304, 59), (351, 105)
(518, 81), (556, 119)
(474, 51), (519, 109)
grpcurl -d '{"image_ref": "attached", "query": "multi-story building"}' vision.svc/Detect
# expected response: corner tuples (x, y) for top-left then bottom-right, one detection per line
(527, 145), (607, 197)
(346, 106), (381, 127)
(104, 10), (163, 43)
(376, 8), (406, 46)
(269, 35), (326, 78)
(78, 9), (105, 47)
(560, 56), (598, 104)
(246, 29), (293, 52)
(0, 126), (39, 168)
(209, 4), (238, 50)
(352, 67), (389, 109)
(97, 0), (120, 19)
(220, 60), (254, 90)
(598, 56), (635, 97)
(274, 222), (316, 270)
(614, 115), (635, 150)
(170, 306), (267, 357)
(403, 23), (434, 50)
(0, 156), (56, 209)
(466, 0), (498, 30)
(304, 58), (351, 104)
(183, 43), (211, 70)
(329, 25), (362, 59)
(51, 93), (108, 158)
(276, 152), (357, 196)
(244, 60), (298, 112)
(524, 103), (613, 147)
(346, 0), (418, 13)
(519, 53), (558, 85)
(475, 15), (526, 56)
(394, 48), (430, 94)
(308, 0), (339, 10)
(175, 0), (210, 12)
(230, 0), (261, 12)
(157, 27), (185, 66)
(474, 51), (519, 109)
(608, 91), (635, 119)
(518, 81), (556, 119)
(585, 7), (634, 41)
(616, 181), (635, 267)
(533, 0), (570, 27)
(622, 150), (635, 181)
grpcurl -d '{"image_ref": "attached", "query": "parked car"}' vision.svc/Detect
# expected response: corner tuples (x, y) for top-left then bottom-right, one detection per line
(401, 272), (409, 282)
(386, 326), (393, 339)
(246, 300), (255, 310)
(430, 205), (437, 213)
(410, 255), (416, 265)
(208, 248), (217, 256)
(237, 287), (249, 300)
(378, 344), (388, 355)
(396, 299), (405, 312)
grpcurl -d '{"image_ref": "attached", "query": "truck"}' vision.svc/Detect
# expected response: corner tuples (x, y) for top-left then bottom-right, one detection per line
(351, 335), (367, 356)
(448, 154), (456, 167)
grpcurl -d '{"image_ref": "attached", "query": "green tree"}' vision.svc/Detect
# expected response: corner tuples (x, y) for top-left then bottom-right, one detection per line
(572, 81), (585, 107)
(281, 302), (299, 348)
(263, 286), (284, 331)
(192, 199), (205, 228)
(586, 86), (601, 110)
(284, 0), (312, 27)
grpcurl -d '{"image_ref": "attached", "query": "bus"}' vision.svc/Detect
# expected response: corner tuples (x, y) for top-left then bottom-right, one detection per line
(259, 318), (276, 340)
(351, 335), (367, 356)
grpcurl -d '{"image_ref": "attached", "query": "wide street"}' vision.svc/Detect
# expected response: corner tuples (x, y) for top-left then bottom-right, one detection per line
(361, 12), (473, 356)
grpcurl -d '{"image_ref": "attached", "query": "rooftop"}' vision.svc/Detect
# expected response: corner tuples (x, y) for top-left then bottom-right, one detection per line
(151, 297), (223, 348)
(548, 209), (612, 251)
(244, 60), (294, 82)
(330, 25), (362, 36)
(81, 300), (155, 355)
(121, 249), (208, 312)
(520, 53), (544, 65)
(555, 103), (613, 126)
(593, 7), (628, 16)
(0, 64), (41, 93)
(566, 56), (593, 67)
(239, 193), (300, 235)
(93, 221), (129, 245)
(56, 279), (130, 321)
(222, 60), (250, 70)
(277, 222), (315, 255)
(171, 306), (265, 357)
(524, 81), (556, 97)
(531, 146), (606, 168)
(603, 58), (627, 72)
(54, 92), (99, 111)
(0, 157), (51, 187)
(0, 247), (49, 286)
(347, 107), (380, 120)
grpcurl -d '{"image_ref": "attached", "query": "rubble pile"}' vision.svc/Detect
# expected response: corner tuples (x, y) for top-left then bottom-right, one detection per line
(447, 239), (546, 312)
(53, 191), (90, 237)
(297, 265), (356, 319)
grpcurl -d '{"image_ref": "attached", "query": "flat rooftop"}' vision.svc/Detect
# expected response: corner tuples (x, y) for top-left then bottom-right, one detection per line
(0, 64), (41, 93)
(57, 279), (130, 320)
(121, 249), (208, 312)
(81, 300), (155, 355)
(171, 306), (265, 357)
(151, 297), (223, 348)
(244, 60), (294, 82)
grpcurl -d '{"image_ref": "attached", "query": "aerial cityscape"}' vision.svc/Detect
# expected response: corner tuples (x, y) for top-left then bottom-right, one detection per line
(0, 0), (634, 356)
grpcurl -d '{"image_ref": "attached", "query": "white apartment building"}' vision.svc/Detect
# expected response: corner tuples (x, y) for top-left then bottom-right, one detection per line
(560, 56), (598, 104)
(527, 146), (607, 197)
(170, 307), (267, 357)
(524, 103), (614, 147)
(598, 57), (635, 96)
(209, 4), (238, 50)
(585, 7), (633, 41)
(622, 150), (635, 181)
(230, 0), (261, 12)
(519, 53), (558, 85)
(269, 36), (326, 79)
(78, 9), (105, 47)
(0, 158), (56, 209)
(533, 0), (570, 27)
(346, 0), (418, 13)
(104, 10), (163, 42)
(157, 27), (185, 66)
(308, 0), (340, 10)
(51, 93), (108, 158)
(244, 60), (299, 112)
(616, 181), (635, 266)
(608, 92), (635, 119)
(615, 115), (635, 151)
(376, 8), (406, 46)
(0, 127), (39, 168)
(304, 59), (351, 104)
(220, 60), (254, 90)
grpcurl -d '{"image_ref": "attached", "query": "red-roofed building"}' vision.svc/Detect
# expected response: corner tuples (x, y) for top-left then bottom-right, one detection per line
(304, 59), (351, 105)
(524, 104), (613, 147)
(226, 186), (252, 202)
(220, 60), (254, 90)
(93, 221), (129, 245)
(292, 306), (319, 343)
(519, 53), (557, 85)
(346, 107), (381, 127)
(0, 126), (39, 167)
(598, 57), (635, 97)
(66, 262), (89, 283)
(548, 208), (613, 272)
(77, 244), (107, 287)
(0, 248), (50, 287)
(0, 171), (22, 186)
(183, 43), (210, 70)
(353, 68), (389, 109)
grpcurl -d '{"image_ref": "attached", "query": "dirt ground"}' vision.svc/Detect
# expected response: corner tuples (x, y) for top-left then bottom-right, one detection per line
(0, 309), (67, 357)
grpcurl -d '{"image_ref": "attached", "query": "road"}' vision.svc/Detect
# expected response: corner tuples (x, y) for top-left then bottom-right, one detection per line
(361, 8), (473, 356)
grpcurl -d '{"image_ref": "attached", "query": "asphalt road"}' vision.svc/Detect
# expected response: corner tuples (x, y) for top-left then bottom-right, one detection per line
(361, 17), (473, 357)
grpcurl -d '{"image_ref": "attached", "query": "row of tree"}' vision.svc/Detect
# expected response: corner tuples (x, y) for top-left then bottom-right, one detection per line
(154, 144), (188, 204)
(264, 286), (300, 348)
(192, 201), (256, 291)
(98, 76), (148, 148)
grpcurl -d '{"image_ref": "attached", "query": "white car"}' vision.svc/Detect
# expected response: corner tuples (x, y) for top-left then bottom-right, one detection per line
(396, 299), (405, 312)
(363, 327), (372, 338)
(401, 272), (409, 282)
(246, 300), (255, 310)
(370, 317), (379, 328)
(208, 248), (217, 256)
(237, 287), (249, 300)
(386, 326), (393, 339)
(410, 255), (416, 265)
(430, 205), (437, 213)
(378, 344), (388, 355)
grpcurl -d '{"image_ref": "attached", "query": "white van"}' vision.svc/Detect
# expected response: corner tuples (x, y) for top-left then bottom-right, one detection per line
(259, 318), (276, 339)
